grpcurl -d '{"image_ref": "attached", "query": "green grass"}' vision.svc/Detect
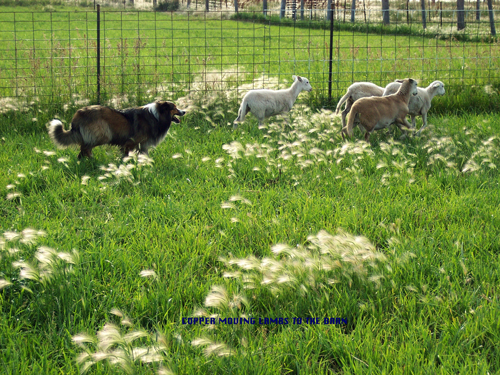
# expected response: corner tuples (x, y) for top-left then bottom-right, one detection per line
(1, 87), (500, 373)
(1, 4), (500, 374)
(233, 11), (499, 43)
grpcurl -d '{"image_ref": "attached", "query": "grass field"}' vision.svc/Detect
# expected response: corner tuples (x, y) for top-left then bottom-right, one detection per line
(1, 82), (500, 373)
(1, 4), (500, 375)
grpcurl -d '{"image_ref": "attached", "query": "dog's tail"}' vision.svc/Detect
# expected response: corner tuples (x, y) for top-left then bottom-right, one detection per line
(47, 119), (83, 148)
(335, 92), (351, 114)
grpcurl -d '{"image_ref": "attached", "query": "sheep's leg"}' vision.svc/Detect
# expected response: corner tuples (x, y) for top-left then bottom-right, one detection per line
(395, 117), (413, 140)
(364, 131), (371, 143)
(395, 117), (413, 130)
(234, 102), (249, 129)
(416, 112), (427, 136)
(409, 115), (418, 137)
(341, 124), (351, 140)
(341, 98), (353, 130)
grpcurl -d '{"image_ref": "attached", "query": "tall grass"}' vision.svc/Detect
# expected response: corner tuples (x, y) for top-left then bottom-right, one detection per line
(1, 5), (500, 374)
(1, 74), (499, 372)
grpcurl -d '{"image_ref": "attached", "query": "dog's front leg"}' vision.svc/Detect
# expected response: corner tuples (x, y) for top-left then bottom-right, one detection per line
(122, 134), (149, 156)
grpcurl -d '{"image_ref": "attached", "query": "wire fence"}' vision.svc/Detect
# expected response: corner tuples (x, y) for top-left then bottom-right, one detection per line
(0, 7), (499, 110)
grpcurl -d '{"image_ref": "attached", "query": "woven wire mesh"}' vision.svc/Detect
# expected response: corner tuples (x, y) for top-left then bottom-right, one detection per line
(0, 7), (498, 109)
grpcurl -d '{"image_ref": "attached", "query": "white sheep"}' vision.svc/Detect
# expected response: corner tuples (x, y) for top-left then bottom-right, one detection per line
(342, 78), (418, 142)
(383, 80), (445, 136)
(335, 82), (385, 129)
(233, 75), (313, 129)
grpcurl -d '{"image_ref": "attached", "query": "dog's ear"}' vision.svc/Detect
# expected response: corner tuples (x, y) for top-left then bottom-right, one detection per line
(158, 101), (174, 110)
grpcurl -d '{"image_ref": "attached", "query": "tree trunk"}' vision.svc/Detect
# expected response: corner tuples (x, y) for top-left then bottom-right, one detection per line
(234, 0), (238, 13)
(487, 0), (496, 36)
(421, 0), (426, 28)
(382, 0), (390, 25)
(457, 0), (466, 31)
(476, 0), (480, 21)
(206, 0), (209, 11)
(351, 0), (356, 22)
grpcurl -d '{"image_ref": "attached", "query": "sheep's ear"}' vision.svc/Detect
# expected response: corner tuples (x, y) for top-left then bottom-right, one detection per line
(292, 75), (297, 81)
(432, 81), (441, 88)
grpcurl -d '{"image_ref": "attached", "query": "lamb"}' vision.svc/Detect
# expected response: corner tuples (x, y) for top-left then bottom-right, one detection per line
(233, 75), (312, 129)
(335, 82), (385, 130)
(342, 78), (418, 142)
(383, 80), (445, 136)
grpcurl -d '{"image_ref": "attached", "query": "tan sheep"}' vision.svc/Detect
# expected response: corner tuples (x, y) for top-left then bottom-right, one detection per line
(342, 78), (418, 142)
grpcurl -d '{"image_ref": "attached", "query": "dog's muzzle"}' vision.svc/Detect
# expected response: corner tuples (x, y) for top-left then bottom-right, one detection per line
(173, 109), (186, 124)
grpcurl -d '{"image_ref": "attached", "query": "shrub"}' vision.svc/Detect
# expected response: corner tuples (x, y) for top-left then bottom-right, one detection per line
(154, 0), (179, 12)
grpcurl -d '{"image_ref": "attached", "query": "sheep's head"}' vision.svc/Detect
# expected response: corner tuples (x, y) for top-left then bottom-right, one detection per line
(430, 81), (446, 96)
(409, 79), (418, 96)
(397, 78), (418, 96)
(293, 75), (313, 92)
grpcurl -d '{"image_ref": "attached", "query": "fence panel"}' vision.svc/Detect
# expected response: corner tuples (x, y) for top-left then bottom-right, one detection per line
(0, 8), (498, 109)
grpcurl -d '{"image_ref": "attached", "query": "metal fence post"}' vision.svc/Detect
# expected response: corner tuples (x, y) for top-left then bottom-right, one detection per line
(328, 0), (334, 102)
(487, 0), (496, 36)
(97, 4), (101, 104)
